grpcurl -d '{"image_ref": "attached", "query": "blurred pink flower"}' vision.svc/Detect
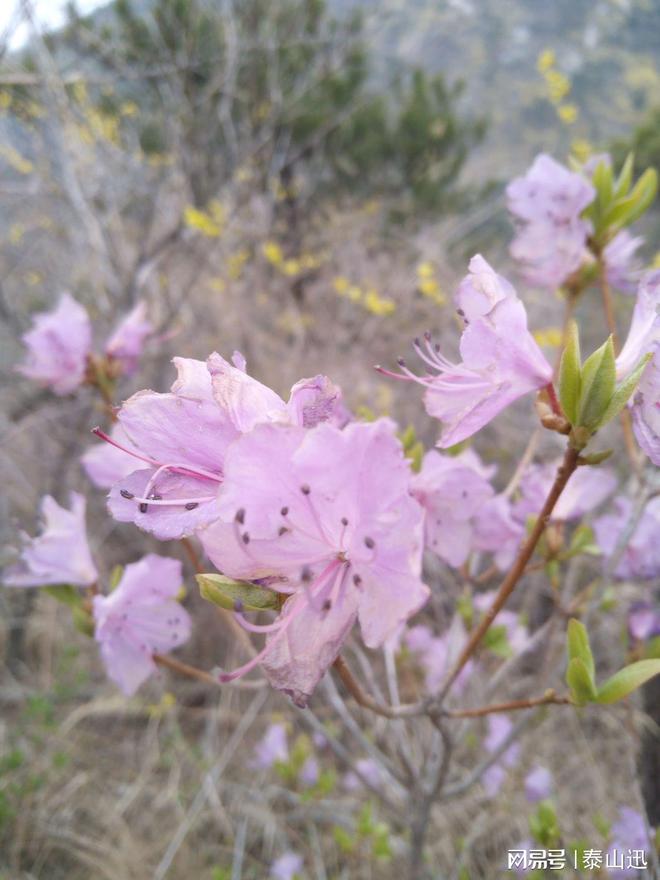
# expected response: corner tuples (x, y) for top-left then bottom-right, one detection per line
(200, 419), (428, 705)
(524, 765), (553, 803)
(270, 852), (303, 880)
(507, 154), (595, 289)
(628, 603), (660, 643)
(405, 617), (473, 693)
(630, 350), (660, 466)
(100, 352), (343, 540)
(82, 423), (140, 489)
(473, 591), (530, 655)
(514, 459), (617, 523)
(616, 269), (660, 380)
(594, 497), (660, 581)
(104, 301), (153, 375)
(4, 492), (97, 588)
(343, 758), (387, 792)
(270, 851), (303, 880)
(482, 715), (520, 797)
(251, 722), (288, 770)
(411, 447), (495, 568)
(92, 554), (190, 695)
(16, 293), (92, 395)
(382, 256), (553, 447)
(606, 807), (652, 879)
(604, 230), (645, 295)
(473, 494), (525, 572)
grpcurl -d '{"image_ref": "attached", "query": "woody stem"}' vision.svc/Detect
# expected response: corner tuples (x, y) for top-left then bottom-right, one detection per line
(435, 443), (581, 702)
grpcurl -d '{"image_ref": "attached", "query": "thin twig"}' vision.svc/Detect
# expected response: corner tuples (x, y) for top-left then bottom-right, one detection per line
(436, 443), (581, 701)
(443, 690), (572, 718)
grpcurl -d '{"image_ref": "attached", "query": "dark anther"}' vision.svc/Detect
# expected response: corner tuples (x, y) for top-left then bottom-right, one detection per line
(353, 574), (362, 586)
(322, 599), (332, 612)
(364, 536), (375, 549)
(457, 308), (465, 317)
(151, 493), (163, 501)
(414, 337), (421, 347)
(424, 330), (432, 341)
(234, 599), (244, 613)
(280, 506), (289, 516)
(235, 508), (245, 524)
(278, 526), (289, 536)
(139, 502), (148, 513)
(242, 532), (250, 545)
(397, 356), (406, 367)
(301, 565), (313, 583)
(185, 502), (199, 510)
(341, 517), (349, 526)
(120, 489), (134, 499)
(300, 484), (311, 495)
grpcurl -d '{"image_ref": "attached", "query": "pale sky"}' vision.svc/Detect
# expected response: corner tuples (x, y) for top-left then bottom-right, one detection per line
(1, 0), (107, 50)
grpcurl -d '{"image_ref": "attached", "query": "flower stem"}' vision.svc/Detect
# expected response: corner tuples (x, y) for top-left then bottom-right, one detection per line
(153, 652), (219, 686)
(436, 443), (581, 702)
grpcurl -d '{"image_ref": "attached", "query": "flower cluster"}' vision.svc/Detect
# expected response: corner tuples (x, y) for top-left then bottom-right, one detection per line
(16, 293), (153, 395)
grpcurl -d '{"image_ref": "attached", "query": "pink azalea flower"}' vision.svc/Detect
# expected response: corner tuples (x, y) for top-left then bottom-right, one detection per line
(200, 419), (429, 706)
(97, 353), (342, 540)
(4, 492), (98, 588)
(251, 723), (289, 770)
(300, 756), (320, 787)
(104, 301), (153, 375)
(270, 852), (303, 880)
(604, 230), (645, 295)
(524, 765), (553, 803)
(630, 350), (660, 466)
(473, 592), (530, 655)
(405, 617), (473, 693)
(628, 603), (660, 643)
(514, 459), (617, 523)
(482, 714), (520, 798)
(380, 256), (553, 447)
(507, 154), (595, 289)
(411, 447), (496, 568)
(606, 807), (651, 879)
(615, 270), (660, 380)
(16, 293), (92, 395)
(81, 423), (141, 489)
(343, 758), (387, 793)
(473, 494), (525, 572)
(92, 554), (191, 695)
(593, 497), (660, 581)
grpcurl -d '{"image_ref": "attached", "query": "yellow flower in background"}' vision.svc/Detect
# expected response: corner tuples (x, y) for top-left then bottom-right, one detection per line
(537, 49), (556, 73)
(0, 145), (34, 175)
(416, 261), (435, 280)
(533, 327), (563, 348)
(333, 276), (350, 294)
(571, 139), (592, 163)
(282, 259), (302, 277)
(184, 205), (223, 237)
(417, 261), (446, 305)
(651, 251), (660, 269)
(208, 277), (226, 293)
(0, 90), (11, 111)
(557, 104), (578, 124)
(147, 692), (176, 719)
(545, 69), (571, 104)
(120, 101), (138, 117)
(364, 288), (396, 316)
(263, 241), (284, 266)
(23, 270), (43, 286)
(228, 249), (249, 280)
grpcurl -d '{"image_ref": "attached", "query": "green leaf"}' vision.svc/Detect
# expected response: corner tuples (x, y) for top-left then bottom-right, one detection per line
(482, 624), (512, 658)
(596, 659), (660, 704)
(578, 449), (613, 465)
(43, 584), (82, 608)
(109, 565), (124, 591)
(624, 167), (658, 226)
(558, 320), (581, 424)
(566, 658), (597, 705)
(598, 354), (652, 428)
(613, 152), (634, 199)
(593, 159), (613, 215)
(577, 337), (616, 429)
(565, 525), (599, 559)
(71, 606), (95, 638)
(567, 618), (595, 680)
(196, 573), (280, 611)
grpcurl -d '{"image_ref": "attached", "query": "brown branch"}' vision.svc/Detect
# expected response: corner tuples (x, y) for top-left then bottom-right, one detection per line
(443, 690), (573, 718)
(153, 652), (219, 687)
(333, 655), (422, 719)
(436, 443), (581, 701)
